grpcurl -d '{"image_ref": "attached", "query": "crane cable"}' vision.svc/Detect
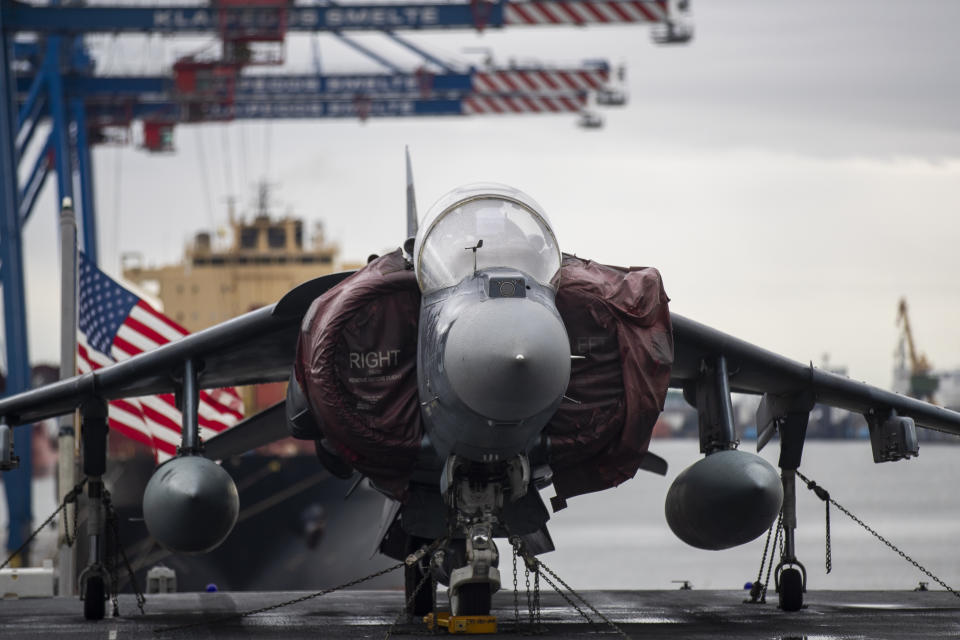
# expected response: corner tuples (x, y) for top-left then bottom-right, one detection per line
(110, 143), (122, 268)
(262, 120), (272, 184)
(194, 128), (216, 229)
(238, 124), (249, 190)
(220, 125), (236, 199)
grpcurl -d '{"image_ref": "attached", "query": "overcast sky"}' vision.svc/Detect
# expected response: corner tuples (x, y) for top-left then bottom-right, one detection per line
(12, 0), (960, 390)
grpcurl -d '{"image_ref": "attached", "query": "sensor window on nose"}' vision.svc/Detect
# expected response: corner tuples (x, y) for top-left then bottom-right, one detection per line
(489, 276), (526, 298)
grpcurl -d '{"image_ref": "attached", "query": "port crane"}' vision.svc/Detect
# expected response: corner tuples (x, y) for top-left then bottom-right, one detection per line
(0, 0), (689, 567)
(895, 298), (939, 402)
(15, 63), (617, 148)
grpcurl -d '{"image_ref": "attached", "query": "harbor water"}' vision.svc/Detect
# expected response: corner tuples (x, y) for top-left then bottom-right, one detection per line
(540, 439), (960, 591)
(3, 439), (959, 593)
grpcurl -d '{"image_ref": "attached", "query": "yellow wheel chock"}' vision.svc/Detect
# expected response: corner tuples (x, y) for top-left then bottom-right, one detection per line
(423, 611), (497, 634)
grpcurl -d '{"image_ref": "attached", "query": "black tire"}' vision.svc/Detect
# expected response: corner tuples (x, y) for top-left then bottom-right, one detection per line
(404, 561), (434, 616)
(456, 583), (492, 616)
(84, 575), (105, 621)
(778, 567), (803, 612)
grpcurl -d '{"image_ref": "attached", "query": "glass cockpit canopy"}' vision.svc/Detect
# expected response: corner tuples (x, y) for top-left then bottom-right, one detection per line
(414, 184), (561, 294)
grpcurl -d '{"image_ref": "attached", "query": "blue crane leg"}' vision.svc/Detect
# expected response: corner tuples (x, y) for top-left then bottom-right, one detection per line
(71, 99), (97, 263)
(0, 20), (34, 560)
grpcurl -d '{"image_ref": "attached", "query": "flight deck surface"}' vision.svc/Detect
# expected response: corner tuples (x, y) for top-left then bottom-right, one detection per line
(2, 589), (959, 639)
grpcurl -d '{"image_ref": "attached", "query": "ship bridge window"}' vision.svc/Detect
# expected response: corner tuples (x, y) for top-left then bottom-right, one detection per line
(417, 193), (560, 294)
(295, 255), (332, 265)
(268, 227), (286, 249)
(240, 228), (258, 249)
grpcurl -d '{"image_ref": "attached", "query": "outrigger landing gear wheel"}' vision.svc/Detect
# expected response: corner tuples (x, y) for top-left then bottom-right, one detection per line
(778, 567), (803, 612)
(83, 575), (106, 621)
(456, 583), (492, 616)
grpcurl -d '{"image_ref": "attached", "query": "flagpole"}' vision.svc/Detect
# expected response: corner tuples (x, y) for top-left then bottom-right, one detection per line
(57, 197), (78, 596)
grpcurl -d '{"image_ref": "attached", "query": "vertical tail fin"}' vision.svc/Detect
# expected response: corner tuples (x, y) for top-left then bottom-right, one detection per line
(405, 146), (418, 240)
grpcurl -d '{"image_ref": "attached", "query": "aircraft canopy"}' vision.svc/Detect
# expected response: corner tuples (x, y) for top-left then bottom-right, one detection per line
(415, 183), (561, 294)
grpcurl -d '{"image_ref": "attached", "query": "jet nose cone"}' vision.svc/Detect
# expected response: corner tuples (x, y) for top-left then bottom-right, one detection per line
(444, 298), (571, 421)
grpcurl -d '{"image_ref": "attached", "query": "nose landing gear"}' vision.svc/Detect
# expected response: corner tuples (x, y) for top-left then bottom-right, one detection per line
(449, 523), (500, 616)
(429, 454), (529, 618)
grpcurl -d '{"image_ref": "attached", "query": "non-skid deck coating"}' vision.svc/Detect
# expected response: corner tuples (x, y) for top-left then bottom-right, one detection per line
(2, 589), (959, 639)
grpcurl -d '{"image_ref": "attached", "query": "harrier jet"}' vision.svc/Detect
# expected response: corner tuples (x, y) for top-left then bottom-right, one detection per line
(2, 167), (959, 621)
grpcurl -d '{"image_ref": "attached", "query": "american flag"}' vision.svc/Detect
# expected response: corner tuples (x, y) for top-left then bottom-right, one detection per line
(77, 252), (244, 463)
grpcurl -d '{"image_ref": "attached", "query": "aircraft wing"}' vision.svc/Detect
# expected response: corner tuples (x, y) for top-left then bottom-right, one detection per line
(3, 271), (957, 440)
(0, 272), (354, 426)
(670, 313), (960, 436)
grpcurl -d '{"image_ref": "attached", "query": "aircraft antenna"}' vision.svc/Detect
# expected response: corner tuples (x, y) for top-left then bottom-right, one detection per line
(466, 239), (483, 275)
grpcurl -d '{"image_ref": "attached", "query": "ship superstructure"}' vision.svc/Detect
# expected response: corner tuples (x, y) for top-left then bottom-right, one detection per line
(124, 184), (357, 333)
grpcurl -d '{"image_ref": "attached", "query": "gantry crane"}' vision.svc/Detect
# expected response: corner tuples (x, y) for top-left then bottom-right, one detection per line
(0, 0), (690, 562)
(14, 62), (618, 182)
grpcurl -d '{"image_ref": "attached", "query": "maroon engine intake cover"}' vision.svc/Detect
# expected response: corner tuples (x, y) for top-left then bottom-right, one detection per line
(547, 255), (673, 501)
(295, 250), (422, 499)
